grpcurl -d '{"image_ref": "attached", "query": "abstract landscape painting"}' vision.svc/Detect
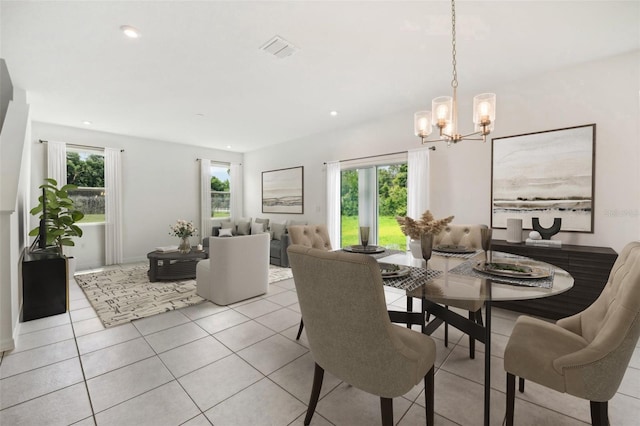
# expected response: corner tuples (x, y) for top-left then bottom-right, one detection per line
(491, 124), (595, 232)
(262, 166), (304, 214)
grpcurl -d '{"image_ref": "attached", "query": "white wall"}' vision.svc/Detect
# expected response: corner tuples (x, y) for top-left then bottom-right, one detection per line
(30, 122), (243, 268)
(244, 51), (640, 253)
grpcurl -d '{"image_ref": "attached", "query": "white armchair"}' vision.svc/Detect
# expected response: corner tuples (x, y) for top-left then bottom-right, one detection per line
(196, 233), (270, 305)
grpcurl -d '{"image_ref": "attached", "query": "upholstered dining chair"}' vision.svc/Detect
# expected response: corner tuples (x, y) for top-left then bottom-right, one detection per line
(504, 241), (640, 426)
(410, 224), (487, 358)
(288, 224), (333, 340)
(288, 245), (436, 426)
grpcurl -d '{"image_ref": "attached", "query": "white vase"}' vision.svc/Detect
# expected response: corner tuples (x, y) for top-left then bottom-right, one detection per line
(409, 239), (422, 259)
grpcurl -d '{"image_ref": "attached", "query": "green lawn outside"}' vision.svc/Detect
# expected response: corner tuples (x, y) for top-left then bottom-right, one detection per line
(341, 215), (406, 250)
(79, 214), (105, 223)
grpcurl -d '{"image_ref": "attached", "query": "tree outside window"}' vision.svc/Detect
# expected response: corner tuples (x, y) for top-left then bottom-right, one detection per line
(211, 165), (230, 218)
(66, 150), (105, 223)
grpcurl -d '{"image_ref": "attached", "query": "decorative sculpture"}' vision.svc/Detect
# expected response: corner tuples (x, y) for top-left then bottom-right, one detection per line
(532, 217), (562, 240)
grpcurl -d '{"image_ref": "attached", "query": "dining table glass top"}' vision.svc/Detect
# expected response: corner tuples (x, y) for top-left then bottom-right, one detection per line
(377, 250), (574, 303)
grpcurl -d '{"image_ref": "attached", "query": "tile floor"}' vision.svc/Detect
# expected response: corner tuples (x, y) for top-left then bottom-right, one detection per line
(1, 270), (639, 425)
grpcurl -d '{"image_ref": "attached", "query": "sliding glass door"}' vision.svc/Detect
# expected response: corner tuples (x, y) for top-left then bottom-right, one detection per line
(340, 163), (407, 249)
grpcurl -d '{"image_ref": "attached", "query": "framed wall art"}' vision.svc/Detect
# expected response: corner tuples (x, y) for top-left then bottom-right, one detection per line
(491, 124), (595, 232)
(262, 166), (304, 214)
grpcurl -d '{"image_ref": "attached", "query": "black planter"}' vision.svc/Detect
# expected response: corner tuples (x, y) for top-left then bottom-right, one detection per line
(20, 247), (67, 321)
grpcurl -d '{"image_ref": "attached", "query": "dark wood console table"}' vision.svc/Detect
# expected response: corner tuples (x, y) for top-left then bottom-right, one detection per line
(21, 248), (67, 321)
(491, 240), (617, 319)
(147, 248), (208, 282)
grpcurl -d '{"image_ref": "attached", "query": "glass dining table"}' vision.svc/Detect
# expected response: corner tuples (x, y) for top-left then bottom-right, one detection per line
(377, 249), (574, 426)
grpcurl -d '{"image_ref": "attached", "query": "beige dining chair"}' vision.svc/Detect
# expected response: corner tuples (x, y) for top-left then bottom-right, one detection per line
(410, 224), (487, 358)
(288, 245), (436, 426)
(504, 241), (640, 426)
(288, 224), (333, 340)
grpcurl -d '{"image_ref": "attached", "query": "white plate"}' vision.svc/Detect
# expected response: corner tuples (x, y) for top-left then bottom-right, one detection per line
(473, 261), (550, 279)
(379, 263), (411, 279)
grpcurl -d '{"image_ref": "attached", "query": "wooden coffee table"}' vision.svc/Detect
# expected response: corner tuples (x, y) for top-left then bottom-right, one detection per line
(147, 248), (208, 282)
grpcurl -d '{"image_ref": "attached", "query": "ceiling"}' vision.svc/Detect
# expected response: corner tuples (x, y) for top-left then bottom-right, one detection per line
(1, 1), (638, 153)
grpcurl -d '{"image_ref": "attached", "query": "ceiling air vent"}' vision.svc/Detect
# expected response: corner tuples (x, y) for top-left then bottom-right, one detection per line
(260, 35), (298, 59)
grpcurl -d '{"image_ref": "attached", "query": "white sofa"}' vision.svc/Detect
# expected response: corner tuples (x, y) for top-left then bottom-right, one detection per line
(196, 232), (270, 305)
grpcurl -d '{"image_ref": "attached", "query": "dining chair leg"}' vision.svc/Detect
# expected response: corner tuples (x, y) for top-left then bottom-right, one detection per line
(519, 377), (525, 393)
(590, 401), (609, 426)
(444, 305), (449, 347)
(296, 318), (304, 340)
(468, 310), (476, 359)
(506, 373), (516, 426)
(380, 397), (393, 426)
(304, 363), (324, 425)
(406, 297), (413, 329)
(425, 366), (435, 426)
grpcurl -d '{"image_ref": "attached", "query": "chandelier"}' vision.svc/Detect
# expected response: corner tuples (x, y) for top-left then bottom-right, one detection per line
(414, 0), (496, 146)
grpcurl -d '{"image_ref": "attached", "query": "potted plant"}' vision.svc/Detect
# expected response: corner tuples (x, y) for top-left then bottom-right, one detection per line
(28, 178), (84, 255)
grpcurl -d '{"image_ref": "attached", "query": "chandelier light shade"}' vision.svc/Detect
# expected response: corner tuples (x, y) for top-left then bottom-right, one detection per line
(414, 0), (496, 146)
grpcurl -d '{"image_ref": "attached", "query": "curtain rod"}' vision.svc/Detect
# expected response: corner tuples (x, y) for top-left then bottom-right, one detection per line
(323, 147), (435, 165)
(39, 139), (124, 153)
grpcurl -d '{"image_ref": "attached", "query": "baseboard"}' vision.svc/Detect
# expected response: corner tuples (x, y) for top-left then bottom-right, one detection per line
(0, 304), (19, 352)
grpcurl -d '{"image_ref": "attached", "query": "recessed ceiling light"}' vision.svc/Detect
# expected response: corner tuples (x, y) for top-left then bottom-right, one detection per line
(120, 25), (140, 38)
(226, 145), (232, 149)
(195, 113), (205, 117)
(82, 121), (92, 126)
(330, 111), (338, 116)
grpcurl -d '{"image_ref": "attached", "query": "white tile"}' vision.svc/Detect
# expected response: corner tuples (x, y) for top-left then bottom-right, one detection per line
(95, 381), (200, 426)
(255, 307), (301, 332)
(610, 391), (640, 426)
(269, 352), (342, 402)
(180, 301), (229, 321)
(132, 310), (190, 335)
(629, 346), (640, 369)
(76, 323), (141, 355)
(438, 345), (507, 392)
(273, 279), (296, 290)
(263, 283), (288, 297)
(0, 357), (84, 410)
(13, 323), (74, 353)
(232, 298), (283, 318)
(264, 290), (300, 307)
(72, 416), (97, 426)
(0, 338), (77, 379)
(281, 324), (309, 348)
(289, 411), (334, 426)
(144, 322), (208, 354)
(213, 320), (275, 352)
(181, 414), (213, 426)
(204, 378), (306, 425)
(237, 334), (307, 375)
(81, 337), (155, 379)
(87, 356), (173, 413)
(18, 312), (70, 335)
(397, 403), (459, 426)
(195, 309), (250, 334)
(619, 365), (640, 398)
(315, 381), (412, 426)
(159, 336), (232, 378)
(179, 354), (263, 411)
(509, 396), (590, 425)
(70, 306), (98, 322)
(514, 378), (592, 423)
(0, 382), (92, 426)
(72, 317), (105, 337)
(69, 296), (92, 311)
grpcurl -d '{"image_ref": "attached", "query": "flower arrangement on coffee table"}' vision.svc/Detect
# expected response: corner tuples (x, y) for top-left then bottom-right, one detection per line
(169, 219), (198, 253)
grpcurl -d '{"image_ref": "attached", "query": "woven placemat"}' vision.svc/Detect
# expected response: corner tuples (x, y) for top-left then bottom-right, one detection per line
(432, 249), (482, 259)
(382, 267), (443, 292)
(448, 259), (554, 289)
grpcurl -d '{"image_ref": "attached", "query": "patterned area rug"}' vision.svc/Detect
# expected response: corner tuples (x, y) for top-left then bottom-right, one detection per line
(75, 264), (293, 328)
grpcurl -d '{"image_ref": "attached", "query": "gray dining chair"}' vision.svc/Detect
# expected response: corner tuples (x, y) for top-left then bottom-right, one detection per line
(288, 224), (333, 340)
(288, 245), (436, 426)
(504, 241), (640, 426)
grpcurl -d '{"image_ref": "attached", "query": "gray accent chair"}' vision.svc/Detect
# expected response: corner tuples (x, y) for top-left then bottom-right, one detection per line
(288, 245), (436, 426)
(504, 241), (640, 426)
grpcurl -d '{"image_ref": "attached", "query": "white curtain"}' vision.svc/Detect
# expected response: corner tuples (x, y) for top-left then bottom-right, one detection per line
(47, 140), (67, 186)
(104, 148), (123, 265)
(407, 148), (431, 240)
(326, 161), (341, 248)
(229, 162), (243, 220)
(200, 159), (212, 241)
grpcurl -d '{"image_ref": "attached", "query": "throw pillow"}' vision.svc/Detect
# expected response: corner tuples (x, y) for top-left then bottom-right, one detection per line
(221, 220), (235, 235)
(271, 222), (286, 241)
(236, 220), (251, 236)
(251, 222), (264, 235)
(218, 228), (233, 237)
(255, 217), (270, 230)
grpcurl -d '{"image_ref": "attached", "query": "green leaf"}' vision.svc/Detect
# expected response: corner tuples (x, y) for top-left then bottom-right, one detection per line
(60, 239), (75, 247)
(60, 184), (78, 192)
(43, 178), (58, 186)
(28, 228), (40, 237)
(30, 205), (43, 215)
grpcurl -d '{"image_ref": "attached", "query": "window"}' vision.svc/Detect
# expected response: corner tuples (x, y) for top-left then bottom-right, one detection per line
(66, 149), (105, 223)
(210, 164), (230, 218)
(340, 163), (407, 249)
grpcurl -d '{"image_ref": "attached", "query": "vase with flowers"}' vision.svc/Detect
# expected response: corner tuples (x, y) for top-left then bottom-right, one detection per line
(396, 210), (454, 261)
(169, 219), (198, 254)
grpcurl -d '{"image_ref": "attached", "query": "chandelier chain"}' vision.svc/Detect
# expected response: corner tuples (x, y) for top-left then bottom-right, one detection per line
(451, 0), (458, 88)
